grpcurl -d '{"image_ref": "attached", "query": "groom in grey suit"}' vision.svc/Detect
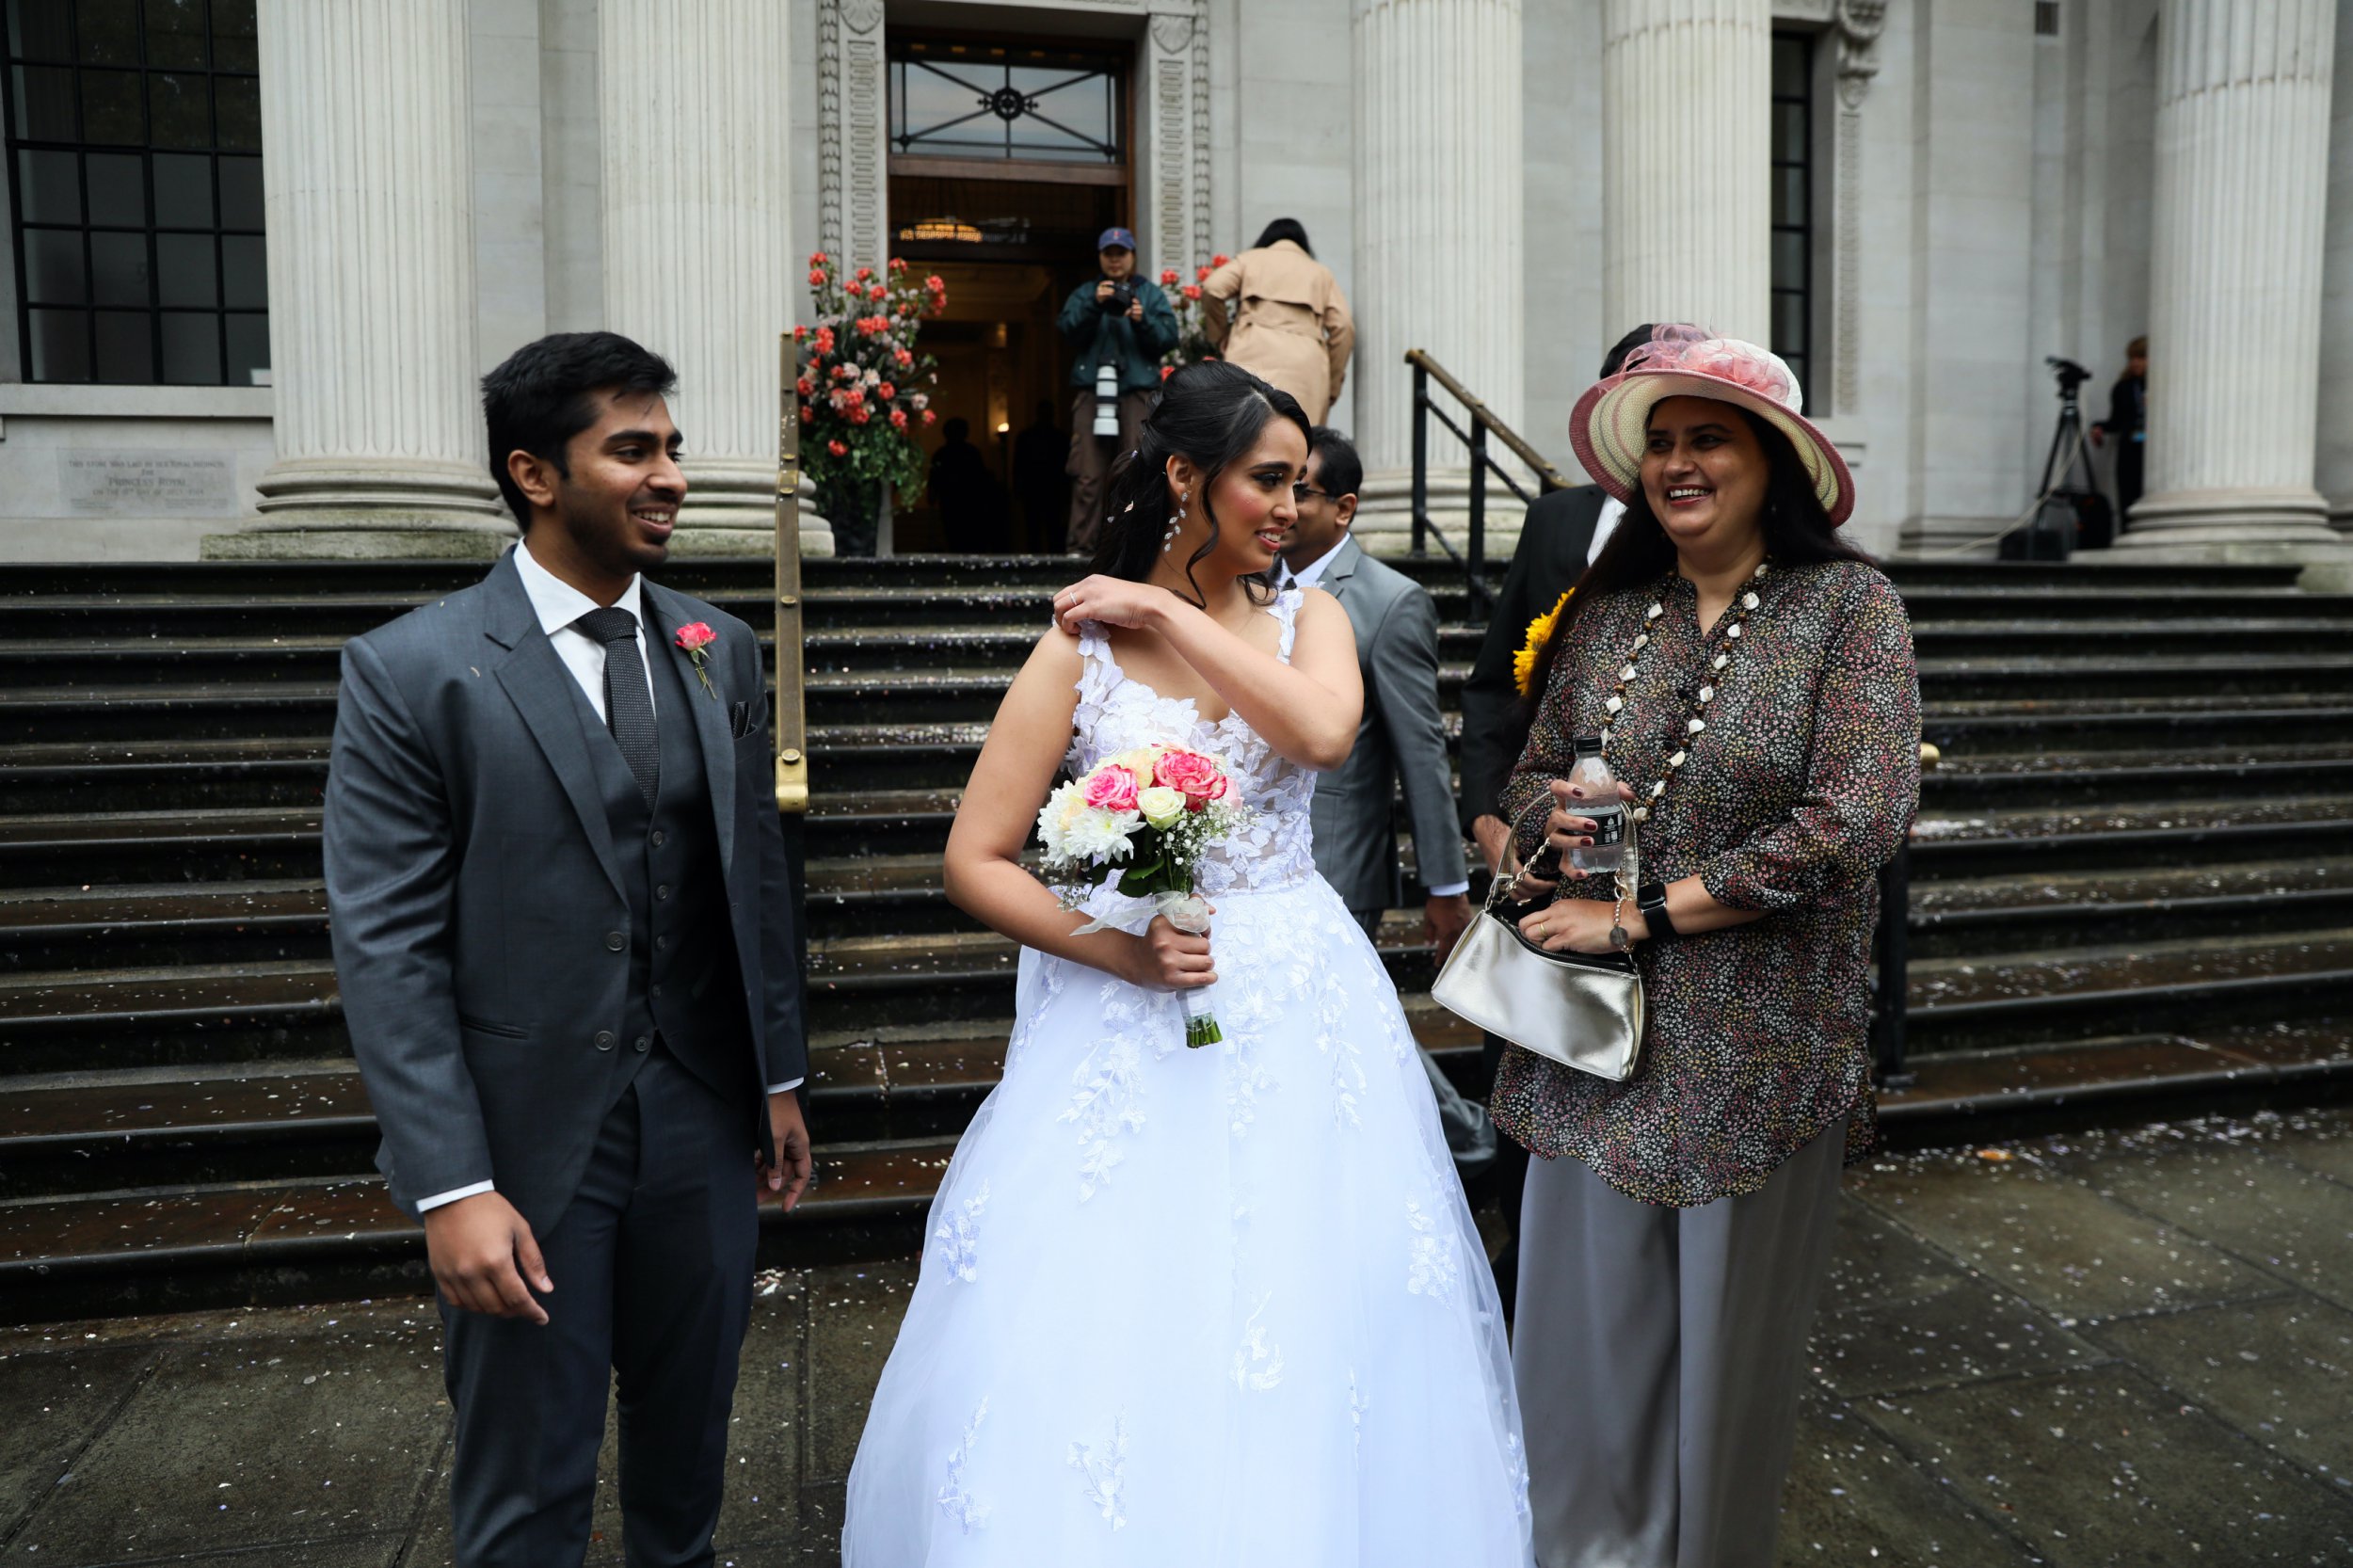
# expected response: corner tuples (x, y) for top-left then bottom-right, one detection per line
(1280, 427), (1472, 954)
(324, 332), (810, 1566)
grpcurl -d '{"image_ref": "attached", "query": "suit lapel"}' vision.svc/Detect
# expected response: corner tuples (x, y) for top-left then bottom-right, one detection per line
(483, 555), (627, 902)
(645, 583), (739, 874)
(1316, 534), (1366, 600)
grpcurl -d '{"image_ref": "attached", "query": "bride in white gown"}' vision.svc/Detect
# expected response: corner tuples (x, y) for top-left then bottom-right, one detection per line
(843, 362), (1530, 1566)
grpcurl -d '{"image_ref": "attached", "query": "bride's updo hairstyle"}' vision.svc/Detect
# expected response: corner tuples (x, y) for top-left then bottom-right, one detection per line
(1090, 360), (1311, 606)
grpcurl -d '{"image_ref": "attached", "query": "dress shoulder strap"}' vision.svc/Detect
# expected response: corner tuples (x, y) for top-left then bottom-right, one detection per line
(1269, 587), (1304, 664)
(1072, 618), (1124, 706)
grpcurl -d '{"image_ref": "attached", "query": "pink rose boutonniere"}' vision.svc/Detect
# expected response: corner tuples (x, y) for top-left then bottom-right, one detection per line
(674, 622), (719, 698)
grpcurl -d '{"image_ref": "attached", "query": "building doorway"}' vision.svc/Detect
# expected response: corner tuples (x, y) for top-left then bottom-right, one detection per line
(886, 32), (1130, 553)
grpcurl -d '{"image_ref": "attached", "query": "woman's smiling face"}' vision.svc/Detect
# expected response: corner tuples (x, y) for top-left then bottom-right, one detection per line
(1170, 417), (1306, 578)
(1639, 395), (1770, 553)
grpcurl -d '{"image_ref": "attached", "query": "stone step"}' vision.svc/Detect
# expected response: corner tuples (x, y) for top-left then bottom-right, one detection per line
(5, 1016), (2345, 1322)
(0, 1135), (950, 1322)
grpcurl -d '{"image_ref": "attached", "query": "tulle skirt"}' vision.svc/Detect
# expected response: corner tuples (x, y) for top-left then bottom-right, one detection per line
(842, 876), (1532, 1566)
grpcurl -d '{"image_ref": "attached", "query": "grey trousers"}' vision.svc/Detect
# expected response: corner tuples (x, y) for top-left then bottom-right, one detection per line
(1513, 1120), (1847, 1568)
(440, 1046), (759, 1568)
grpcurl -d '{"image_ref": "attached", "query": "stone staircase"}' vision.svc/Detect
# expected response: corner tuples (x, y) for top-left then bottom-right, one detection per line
(4, 553), (2351, 1320)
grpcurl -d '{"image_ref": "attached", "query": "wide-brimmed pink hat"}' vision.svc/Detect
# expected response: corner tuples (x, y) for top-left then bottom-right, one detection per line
(1569, 327), (1855, 526)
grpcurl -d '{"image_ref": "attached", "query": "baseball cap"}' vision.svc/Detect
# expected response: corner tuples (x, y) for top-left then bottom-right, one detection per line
(1096, 227), (1137, 252)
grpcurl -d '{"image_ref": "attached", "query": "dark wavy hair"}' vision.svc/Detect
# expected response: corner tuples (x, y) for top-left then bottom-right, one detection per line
(1253, 217), (1312, 255)
(1522, 407), (1873, 710)
(1089, 360), (1311, 605)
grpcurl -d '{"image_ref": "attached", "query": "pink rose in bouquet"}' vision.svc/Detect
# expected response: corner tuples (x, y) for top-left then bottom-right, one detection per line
(1082, 764), (1141, 813)
(1153, 749), (1228, 809)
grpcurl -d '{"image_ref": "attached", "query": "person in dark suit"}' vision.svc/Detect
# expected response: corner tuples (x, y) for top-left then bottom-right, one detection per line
(1454, 321), (1663, 1307)
(2090, 334), (2148, 519)
(323, 331), (812, 1567)
(1281, 426), (1471, 951)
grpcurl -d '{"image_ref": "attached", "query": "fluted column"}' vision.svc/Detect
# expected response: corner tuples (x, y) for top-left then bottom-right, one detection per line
(603, 0), (822, 554)
(1602, 0), (1771, 346)
(1350, 0), (1524, 552)
(2121, 0), (2345, 559)
(219, 0), (505, 559)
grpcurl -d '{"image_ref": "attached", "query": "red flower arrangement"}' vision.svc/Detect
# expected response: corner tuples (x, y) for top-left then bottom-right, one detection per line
(797, 251), (946, 502)
(1155, 253), (1228, 379)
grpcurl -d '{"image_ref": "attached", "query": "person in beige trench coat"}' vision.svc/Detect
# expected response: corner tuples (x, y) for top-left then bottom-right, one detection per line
(1201, 219), (1355, 424)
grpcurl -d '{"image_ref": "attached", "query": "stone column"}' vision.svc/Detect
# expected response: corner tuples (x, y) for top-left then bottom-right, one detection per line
(1601, 0), (1771, 347)
(1350, 0), (1525, 553)
(603, 0), (825, 554)
(216, 0), (507, 559)
(1144, 6), (1211, 271)
(2120, 0), (2348, 569)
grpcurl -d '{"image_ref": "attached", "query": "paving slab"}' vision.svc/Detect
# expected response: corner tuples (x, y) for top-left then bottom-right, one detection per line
(0, 1342), (151, 1531)
(1849, 1147), (2276, 1323)
(802, 1262), (918, 1483)
(2065, 1128), (2353, 1313)
(1811, 1271), (2105, 1400)
(2265, 1105), (2353, 1188)
(1776, 1386), (2039, 1566)
(7, 1319), (447, 1564)
(2087, 1296), (2353, 1496)
(1822, 1188), (1981, 1312)
(1863, 1367), (2353, 1566)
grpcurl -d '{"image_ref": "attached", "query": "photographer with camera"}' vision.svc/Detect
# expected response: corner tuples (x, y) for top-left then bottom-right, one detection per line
(1056, 226), (1179, 552)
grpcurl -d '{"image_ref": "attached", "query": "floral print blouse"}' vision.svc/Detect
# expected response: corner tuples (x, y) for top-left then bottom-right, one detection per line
(1494, 557), (1920, 1208)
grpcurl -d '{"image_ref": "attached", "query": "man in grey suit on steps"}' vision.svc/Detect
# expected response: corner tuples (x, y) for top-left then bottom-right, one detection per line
(324, 332), (811, 1567)
(1280, 426), (1472, 954)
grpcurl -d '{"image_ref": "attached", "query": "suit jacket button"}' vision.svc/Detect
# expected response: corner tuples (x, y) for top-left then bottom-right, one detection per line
(634, 1035), (652, 1053)
(594, 1031), (616, 1051)
(604, 931), (626, 952)
(650, 829), (667, 848)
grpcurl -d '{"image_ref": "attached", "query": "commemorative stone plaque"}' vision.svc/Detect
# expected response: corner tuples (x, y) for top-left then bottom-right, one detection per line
(58, 451), (240, 516)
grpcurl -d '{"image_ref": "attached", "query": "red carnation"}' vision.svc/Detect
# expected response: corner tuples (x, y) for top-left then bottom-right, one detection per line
(827, 438), (847, 456)
(1211, 253), (1231, 267)
(890, 408), (908, 429)
(800, 402), (815, 423)
(1160, 268), (1179, 285)
(888, 257), (907, 272)
(1181, 283), (1202, 300)
(920, 408), (936, 424)
(808, 268), (826, 286)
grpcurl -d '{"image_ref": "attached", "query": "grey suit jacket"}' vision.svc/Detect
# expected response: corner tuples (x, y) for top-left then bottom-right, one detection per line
(322, 552), (806, 1233)
(1304, 535), (1470, 914)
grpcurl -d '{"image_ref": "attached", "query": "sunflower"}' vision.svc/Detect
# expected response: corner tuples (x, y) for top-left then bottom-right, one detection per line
(1512, 590), (1575, 698)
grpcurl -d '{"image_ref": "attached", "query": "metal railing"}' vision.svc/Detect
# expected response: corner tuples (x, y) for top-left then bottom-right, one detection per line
(1406, 349), (1578, 615)
(1870, 744), (1940, 1089)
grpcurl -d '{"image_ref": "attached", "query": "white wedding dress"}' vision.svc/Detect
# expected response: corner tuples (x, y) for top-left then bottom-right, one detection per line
(843, 590), (1532, 1566)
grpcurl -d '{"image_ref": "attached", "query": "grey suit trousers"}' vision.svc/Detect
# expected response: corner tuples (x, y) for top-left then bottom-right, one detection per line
(1513, 1120), (1847, 1568)
(440, 1045), (757, 1568)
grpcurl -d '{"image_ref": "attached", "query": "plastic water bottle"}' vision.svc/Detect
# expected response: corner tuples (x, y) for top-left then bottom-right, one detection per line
(1566, 732), (1627, 873)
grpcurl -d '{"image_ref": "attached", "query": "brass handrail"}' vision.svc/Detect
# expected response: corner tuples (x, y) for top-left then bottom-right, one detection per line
(774, 332), (809, 815)
(1403, 348), (1577, 492)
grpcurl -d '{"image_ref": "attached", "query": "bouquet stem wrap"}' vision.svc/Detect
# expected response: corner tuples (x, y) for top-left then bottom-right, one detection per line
(1158, 892), (1221, 1048)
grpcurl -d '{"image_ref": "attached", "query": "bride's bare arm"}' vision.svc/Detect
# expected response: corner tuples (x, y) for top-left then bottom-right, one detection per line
(1049, 577), (1363, 771)
(942, 630), (1217, 990)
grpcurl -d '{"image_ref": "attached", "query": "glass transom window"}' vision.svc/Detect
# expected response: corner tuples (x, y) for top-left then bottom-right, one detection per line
(889, 39), (1124, 166)
(2, 0), (264, 386)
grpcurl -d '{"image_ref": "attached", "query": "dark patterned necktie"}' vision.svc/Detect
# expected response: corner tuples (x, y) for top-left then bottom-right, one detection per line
(572, 606), (659, 806)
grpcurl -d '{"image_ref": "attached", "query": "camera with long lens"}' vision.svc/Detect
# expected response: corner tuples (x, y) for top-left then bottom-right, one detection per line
(1097, 278), (1138, 315)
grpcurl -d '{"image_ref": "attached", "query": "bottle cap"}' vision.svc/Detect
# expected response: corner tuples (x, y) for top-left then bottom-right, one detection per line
(1573, 732), (1605, 755)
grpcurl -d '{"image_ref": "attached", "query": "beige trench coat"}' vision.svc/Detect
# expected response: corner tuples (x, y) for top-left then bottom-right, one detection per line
(1201, 240), (1355, 424)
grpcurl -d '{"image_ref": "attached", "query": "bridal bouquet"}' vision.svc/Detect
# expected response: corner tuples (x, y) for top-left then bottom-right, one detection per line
(1036, 744), (1247, 1048)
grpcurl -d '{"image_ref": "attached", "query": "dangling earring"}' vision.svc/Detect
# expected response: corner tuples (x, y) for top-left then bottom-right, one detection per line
(1162, 490), (1188, 553)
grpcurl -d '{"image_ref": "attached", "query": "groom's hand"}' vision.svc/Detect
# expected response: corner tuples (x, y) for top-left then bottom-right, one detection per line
(760, 1092), (813, 1211)
(422, 1192), (552, 1323)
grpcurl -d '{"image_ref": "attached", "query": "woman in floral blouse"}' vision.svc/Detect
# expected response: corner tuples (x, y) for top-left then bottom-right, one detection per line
(1494, 328), (1918, 1568)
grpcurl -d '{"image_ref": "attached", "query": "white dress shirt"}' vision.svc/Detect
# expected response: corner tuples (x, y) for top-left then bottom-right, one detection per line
(1277, 535), (1468, 901)
(417, 545), (797, 1215)
(1589, 497), (1625, 564)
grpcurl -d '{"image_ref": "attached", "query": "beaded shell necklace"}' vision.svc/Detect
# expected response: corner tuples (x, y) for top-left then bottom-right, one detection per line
(1600, 560), (1769, 825)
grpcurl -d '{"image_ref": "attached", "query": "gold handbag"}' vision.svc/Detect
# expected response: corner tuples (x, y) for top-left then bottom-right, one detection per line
(1430, 858), (1645, 1082)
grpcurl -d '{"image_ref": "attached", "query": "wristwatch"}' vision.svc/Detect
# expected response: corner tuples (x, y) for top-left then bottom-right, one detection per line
(1636, 880), (1677, 941)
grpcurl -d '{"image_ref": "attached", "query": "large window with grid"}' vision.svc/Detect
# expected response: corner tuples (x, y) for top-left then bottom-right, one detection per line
(1769, 31), (1812, 398)
(1, 0), (263, 386)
